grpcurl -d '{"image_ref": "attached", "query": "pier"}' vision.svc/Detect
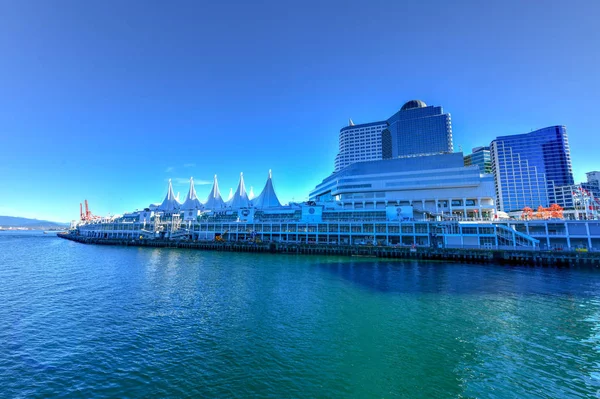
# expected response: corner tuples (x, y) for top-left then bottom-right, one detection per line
(58, 233), (600, 267)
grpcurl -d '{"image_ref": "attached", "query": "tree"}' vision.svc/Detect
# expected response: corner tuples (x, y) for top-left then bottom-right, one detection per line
(549, 203), (564, 219)
(522, 207), (534, 220)
(536, 205), (549, 220)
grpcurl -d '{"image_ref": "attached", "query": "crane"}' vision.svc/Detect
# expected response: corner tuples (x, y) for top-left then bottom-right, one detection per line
(79, 199), (99, 221)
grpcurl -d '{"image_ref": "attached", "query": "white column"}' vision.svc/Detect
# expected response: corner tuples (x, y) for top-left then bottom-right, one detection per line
(586, 222), (592, 249)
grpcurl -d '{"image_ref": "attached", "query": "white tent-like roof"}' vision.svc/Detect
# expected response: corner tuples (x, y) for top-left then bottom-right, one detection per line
(252, 170), (282, 209)
(228, 172), (250, 209)
(248, 186), (255, 200)
(204, 175), (226, 210)
(158, 179), (181, 213)
(180, 177), (203, 211)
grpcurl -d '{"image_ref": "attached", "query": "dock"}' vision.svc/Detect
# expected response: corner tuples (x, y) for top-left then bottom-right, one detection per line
(57, 233), (600, 267)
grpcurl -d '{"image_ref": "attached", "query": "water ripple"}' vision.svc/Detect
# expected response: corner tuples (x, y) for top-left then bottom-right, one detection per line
(0, 231), (599, 398)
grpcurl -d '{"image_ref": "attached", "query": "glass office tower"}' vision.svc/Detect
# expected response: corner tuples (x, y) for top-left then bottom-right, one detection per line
(382, 100), (453, 159)
(490, 126), (574, 212)
(464, 146), (492, 174)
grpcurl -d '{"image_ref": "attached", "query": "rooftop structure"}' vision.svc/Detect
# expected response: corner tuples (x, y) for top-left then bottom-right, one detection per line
(204, 175), (226, 210)
(252, 170), (282, 209)
(157, 179), (181, 213)
(180, 177), (203, 211)
(228, 173), (251, 209)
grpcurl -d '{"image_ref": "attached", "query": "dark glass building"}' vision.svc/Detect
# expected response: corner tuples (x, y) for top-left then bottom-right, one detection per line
(382, 100), (453, 159)
(490, 126), (574, 212)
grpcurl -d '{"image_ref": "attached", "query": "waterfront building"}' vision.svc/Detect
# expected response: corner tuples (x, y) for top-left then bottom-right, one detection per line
(582, 174), (600, 203)
(334, 100), (453, 172)
(553, 171), (600, 218)
(464, 146), (492, 174)
(311, 153), (496, 220)
(74, 170), (600, 251)
(490, 126), (574, 212)
(586, 171), (600, 188)
(382, 100), (453, 159)
(334, 119), (387, 172)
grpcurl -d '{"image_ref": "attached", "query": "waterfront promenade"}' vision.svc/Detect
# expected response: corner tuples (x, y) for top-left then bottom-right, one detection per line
(59, 232), (600, 267)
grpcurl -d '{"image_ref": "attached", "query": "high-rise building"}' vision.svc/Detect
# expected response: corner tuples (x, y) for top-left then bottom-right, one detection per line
(464, 146), (492, 174)
(334, 100), (453, 172)
(382, 100), (453, 159)
(334, 119), (386, 172)
(490, 126), (574, 212)
(586, 171), (600, 186)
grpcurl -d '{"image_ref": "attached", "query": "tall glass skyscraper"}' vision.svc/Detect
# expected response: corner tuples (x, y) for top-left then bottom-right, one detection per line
(382, 100), (453, 159)
(490, 126), (574, 212)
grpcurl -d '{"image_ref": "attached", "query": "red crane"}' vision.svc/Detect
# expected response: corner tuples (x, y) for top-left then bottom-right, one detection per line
(85, 200), (91, 220)
(79, 200), (98, 221)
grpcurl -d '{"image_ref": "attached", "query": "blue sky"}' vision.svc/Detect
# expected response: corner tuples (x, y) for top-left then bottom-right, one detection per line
(1, 0), (599, 222)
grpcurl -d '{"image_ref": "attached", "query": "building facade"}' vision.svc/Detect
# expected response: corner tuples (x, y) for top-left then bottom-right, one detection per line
(464, 146), (492, 174)
(554, 171), (600, 216)
(334, 120), (386, 172)
(311, 153), (496, 220)
(382, 100), (453, 159)
(586, 171), (600, 186)
(490, 126), (574, 212)
(334, 100), (453, 172)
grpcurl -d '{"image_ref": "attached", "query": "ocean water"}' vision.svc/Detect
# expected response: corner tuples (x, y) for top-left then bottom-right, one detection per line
(1, 231), (599, 398)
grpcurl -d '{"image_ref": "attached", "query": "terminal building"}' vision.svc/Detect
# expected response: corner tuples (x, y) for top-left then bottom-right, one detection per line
(311, 153), (496, 220)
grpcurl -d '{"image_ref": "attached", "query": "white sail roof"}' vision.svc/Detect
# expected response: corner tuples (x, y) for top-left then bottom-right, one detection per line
(204, 175), (226, 210)
(253, 170), (282, 209)
(158, 179), (181, 212)
(228, 172), (250, 209)
(181, 177), (203, 210)
(248, 186), (255, 200)
(227, 188), (233, 201)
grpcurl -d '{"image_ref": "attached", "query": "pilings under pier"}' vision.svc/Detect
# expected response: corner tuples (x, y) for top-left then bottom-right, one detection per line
(57, 233), (600, 267)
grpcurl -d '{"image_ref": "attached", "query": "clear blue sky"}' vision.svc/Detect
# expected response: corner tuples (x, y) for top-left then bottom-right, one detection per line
(1, 0), (599, 222)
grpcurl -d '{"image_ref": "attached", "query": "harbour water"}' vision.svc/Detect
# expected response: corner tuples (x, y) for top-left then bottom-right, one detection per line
(1, 231), (599, 398)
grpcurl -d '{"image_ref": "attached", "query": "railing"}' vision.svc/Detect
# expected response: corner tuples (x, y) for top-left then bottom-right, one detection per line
(495, 225), (539, 248)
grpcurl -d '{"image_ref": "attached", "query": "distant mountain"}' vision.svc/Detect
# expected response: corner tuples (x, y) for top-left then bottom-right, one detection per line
(0, 216), (69, 229)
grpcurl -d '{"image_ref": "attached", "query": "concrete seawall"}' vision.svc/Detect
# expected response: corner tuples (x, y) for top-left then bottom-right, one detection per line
(58, 233), (600, 267)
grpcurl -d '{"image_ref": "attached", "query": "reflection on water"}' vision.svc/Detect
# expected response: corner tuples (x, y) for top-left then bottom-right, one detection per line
(0, 232), (599, 398)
